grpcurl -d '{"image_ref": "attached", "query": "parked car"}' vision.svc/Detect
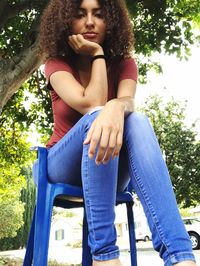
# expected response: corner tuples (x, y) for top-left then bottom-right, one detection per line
(183, 217), (200, 250)
(134, 220), (152, 242)
(135, 228), (151, 242)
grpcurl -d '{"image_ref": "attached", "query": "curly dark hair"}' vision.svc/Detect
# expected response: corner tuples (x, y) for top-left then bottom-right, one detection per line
(39, 0), (135, 63)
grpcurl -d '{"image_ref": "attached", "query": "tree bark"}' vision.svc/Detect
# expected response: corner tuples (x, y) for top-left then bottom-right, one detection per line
(0, 40), (42, 113)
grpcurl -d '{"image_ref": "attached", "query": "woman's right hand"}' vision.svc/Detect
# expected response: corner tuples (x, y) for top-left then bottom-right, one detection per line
(68, 34), (103, 56)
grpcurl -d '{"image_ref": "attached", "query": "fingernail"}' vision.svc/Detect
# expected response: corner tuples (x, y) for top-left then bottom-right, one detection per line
(89, 153), (93, 159)
(103, 160), (108, 165)
(96, 161), (100, 165)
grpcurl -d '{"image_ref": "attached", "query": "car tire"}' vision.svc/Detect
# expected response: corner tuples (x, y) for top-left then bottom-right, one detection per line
(144, 236), (150, 242)
(189, 232), (200, 250)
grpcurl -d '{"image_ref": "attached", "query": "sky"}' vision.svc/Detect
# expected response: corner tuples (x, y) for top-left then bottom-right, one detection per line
(136, 45), (200, 134)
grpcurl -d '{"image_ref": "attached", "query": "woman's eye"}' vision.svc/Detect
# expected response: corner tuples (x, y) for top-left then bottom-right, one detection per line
(95, 13), (103, 18)
(76, 13), (85, 18)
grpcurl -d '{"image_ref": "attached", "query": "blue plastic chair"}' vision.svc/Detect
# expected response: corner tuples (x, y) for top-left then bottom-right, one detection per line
(23, 147), (137, 266)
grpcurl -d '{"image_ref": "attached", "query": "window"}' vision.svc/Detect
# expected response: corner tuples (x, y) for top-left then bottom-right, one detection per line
(125, 223), (128, 231)
(183, 219), (191, 225)
(190, 218), (200, 225)
(55, 229), (64, 241)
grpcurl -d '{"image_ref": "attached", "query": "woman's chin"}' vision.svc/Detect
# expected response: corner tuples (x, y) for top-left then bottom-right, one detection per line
(82, 36), (99, 43)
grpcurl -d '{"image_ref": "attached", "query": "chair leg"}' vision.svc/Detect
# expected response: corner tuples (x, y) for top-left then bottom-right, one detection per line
(82, 208), (92, 266)
(23, 207), (36, 266)
(126, 202), (137, 266)
(33, 187), (55, 266)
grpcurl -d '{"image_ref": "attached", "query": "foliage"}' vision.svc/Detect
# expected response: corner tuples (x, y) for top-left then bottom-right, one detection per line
(0, 72), (53, 139)
(0, 0), (46, 57)
(18, 168), (36, 248)
(0, 168), (36, 250)
(0, 107), (36, 240)
(52, 208), (76, 220)
(129, 0), (200, 82)
(140, 95), (200, 207)
(0, 256), (22, 266)
(0, 199), (24, 240)
(0, 132), (25, 239)
(71, 240), (82, 249)
(0, 53), (43, 243)
(179, 208), (194, 218)
(25, 70), (53, 137)
(131, 0), (200, 58)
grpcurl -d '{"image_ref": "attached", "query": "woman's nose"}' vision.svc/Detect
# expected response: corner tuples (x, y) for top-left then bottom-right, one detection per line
(86, 14), (94, 27)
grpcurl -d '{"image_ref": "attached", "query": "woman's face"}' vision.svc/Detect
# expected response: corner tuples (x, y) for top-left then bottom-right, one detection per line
(71, 0), (106, 45)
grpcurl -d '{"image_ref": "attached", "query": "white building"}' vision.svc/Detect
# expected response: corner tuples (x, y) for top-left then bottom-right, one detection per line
(49, 199), (151, 248)
(49, 216), (82, 247)
(115, 198), (151, 243)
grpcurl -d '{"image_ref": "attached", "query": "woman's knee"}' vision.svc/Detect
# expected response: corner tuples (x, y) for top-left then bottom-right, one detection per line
(123, 112), (154, 140)
(125, 112), (149, 126)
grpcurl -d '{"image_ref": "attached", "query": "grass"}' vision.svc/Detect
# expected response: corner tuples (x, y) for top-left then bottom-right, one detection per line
(0, 257), (81, 266)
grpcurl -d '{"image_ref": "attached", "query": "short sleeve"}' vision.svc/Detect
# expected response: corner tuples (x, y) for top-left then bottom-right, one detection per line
(44, 58), (73, 83)
(118, 58), (138, 83)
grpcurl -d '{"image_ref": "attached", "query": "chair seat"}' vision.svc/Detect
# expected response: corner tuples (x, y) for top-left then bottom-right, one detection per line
(54, 190), (133, 203)
(57, 194), (84, 202)
(49, 181), (134, 207)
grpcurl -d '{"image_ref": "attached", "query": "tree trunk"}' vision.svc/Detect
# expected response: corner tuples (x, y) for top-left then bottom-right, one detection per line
(0, 40), (42, 113)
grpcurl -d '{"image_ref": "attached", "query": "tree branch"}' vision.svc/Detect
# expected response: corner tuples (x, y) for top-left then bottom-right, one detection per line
(0, 37), (43, 113)
(136, 0), (166, 11)
(0, 0), (7, 12)
(0, 0), (31, 28)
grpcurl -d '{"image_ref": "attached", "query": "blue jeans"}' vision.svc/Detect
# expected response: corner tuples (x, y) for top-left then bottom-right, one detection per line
(33, 111), (196, 265)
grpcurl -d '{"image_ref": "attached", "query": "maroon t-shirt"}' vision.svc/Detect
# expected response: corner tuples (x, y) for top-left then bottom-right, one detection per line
(44, 56), (138, 148)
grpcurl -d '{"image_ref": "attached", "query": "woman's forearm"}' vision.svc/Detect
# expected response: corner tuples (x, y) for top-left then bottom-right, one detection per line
(106, 97), (136, 117)
(84, 48), (108, 107)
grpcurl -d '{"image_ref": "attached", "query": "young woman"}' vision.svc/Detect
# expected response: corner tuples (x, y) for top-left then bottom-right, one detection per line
(37, 0), (197, 265)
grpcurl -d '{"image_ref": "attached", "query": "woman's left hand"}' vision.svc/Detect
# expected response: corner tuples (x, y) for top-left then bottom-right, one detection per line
(83, 100), (125, 165)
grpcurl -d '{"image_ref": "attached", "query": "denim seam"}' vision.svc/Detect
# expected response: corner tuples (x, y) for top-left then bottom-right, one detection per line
(83, 111), (118, 256)
(124, 135), (171, 259)
(82, 117), (99, 254)
(125, 115), (191, 262)
(164, 251), (196, 266)
(93, 249), (120, 261)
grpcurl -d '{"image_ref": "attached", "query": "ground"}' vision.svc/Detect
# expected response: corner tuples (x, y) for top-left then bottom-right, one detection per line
(0, 242), (199, 266)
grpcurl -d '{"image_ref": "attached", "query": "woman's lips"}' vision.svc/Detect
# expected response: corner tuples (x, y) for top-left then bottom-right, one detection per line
(83, 33), (98, 39)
